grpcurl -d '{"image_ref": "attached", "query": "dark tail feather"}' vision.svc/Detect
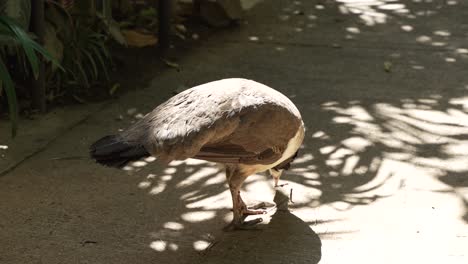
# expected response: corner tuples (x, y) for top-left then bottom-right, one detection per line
(90, 135), (150, 168)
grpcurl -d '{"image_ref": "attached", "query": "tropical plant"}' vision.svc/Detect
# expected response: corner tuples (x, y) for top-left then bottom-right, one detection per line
(44, 2), (113, 97)
(0, 15), (61, 137)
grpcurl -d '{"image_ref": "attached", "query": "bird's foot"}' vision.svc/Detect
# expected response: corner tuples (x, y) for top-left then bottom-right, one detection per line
(246, 201), (275, 211)
(274, 182), (288, 188)
(223, 218), (263, 231)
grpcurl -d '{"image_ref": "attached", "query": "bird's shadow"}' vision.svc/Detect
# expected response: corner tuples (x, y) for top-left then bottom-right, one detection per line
(198, 190), (322, 264)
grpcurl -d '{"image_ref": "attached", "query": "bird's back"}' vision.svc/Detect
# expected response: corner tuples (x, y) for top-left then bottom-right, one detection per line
(93, 78), (303, 166)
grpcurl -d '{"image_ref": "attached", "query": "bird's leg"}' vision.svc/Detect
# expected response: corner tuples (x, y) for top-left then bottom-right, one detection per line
(224, 166), (265, 230)
(269, 168), (287, 187)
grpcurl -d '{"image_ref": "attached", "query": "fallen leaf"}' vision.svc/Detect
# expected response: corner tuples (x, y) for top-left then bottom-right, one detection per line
(162, 59), (180, 70)
(122, 29), (158, 47)
(384, 61), (392, 72)
(72, 95), (86, 104)
(109, 83), (120, 95)
(175, 24), (187, 33)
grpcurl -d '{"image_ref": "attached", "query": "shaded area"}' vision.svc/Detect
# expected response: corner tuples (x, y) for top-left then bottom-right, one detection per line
(1, 0), (468, 263)
(200, 190), (321, 264)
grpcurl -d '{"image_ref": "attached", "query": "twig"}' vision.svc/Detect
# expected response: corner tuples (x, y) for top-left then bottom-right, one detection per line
(290, 188), (294, 203)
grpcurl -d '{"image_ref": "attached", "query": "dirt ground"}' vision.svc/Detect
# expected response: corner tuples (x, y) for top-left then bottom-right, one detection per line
(1, 0), (468, 263)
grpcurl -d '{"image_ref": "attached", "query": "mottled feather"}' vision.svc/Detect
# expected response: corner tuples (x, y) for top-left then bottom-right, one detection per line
(120, 78), (303, 164)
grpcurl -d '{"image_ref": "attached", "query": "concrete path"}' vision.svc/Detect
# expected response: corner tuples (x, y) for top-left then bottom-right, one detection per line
(1, 0), (468, 263)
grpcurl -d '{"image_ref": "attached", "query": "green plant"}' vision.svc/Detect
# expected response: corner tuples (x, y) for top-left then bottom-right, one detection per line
(44, 3), (113, 94)
(58, 21), (111, 89)
(0, 15), (61, 137)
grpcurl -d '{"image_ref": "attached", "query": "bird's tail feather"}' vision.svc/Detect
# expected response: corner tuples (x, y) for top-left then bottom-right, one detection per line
(90, 135), (150, 168)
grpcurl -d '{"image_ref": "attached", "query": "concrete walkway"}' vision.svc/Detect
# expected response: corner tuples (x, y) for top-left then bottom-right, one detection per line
(1, 0), (468, 263)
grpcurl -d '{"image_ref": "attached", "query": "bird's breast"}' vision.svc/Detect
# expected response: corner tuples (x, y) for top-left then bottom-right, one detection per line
(243, 122), (305, 174)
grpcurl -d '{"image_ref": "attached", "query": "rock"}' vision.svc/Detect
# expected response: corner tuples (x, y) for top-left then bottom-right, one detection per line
(196, 0), (244, 27)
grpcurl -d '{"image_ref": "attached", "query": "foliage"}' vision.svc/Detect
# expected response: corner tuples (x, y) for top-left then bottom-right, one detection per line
(45, 3), (113, 96)
(0, 15), (61, 137)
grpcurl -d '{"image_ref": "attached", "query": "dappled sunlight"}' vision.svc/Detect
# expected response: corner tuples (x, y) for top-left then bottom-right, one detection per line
(90, 0), (468, 261)
(280, 91), (468, 228)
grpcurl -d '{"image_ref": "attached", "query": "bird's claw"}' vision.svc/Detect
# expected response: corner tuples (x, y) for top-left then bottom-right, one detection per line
(223, 218), (263, 231)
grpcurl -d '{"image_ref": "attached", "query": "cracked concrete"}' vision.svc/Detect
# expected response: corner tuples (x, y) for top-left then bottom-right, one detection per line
(1, 0), (468, 263)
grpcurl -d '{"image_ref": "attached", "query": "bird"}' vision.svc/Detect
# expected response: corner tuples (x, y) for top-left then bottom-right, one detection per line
(90, 78), (305, 230)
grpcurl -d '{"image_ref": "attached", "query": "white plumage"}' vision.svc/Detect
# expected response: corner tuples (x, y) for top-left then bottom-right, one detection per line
(90, 78), (305, 229)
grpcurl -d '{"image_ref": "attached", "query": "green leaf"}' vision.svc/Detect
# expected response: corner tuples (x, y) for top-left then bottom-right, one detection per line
(0, 16), (64, 74)
(0, 16), (40, 78)
(75, 60), (90, 88)
(0, 58), (18, 137)
(91, 45), (109, 80)
(83, 49), (98, 80)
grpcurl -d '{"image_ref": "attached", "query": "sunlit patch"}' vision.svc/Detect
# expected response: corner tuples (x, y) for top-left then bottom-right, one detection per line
(315, 4), (325, 10)
(248, 36), (259, 42)
(122, 165), (133, 171)
(312, 131), (325, 138)
(294, 27), (304, 32)
(181, 211), (216, 223)
(330, 148), (354, 160)
(331, 201), (351, 210)
(346, 27), (360, 34)
(169, 160), (184, 166)
(187, 192), (229, 210)
(161, 175), (172, 181)
(326, 159), (343, 167)
(416, 35), (431, 43)
(447, 0), (458, 5)
(348, 106), (374, 121)
(150, 240), (167, 251)
(278, 15), (290, 21)
(164, 167), (177, 174)
(433, 30), (451, 37)
(163, 221), (184, 230)
(449, 96), (468, 110)
(431, 42), (446, 47)
(303, 172), (320, 179)
(333, 116), (352, 123)
(378, 4), (405, 11)
(177, 167), (219, 187)
(184, 167), (195, 173)
(320, 146), (336, 155)
(204, 172), (226, 186)
(308, 14), (317, 20)
(411, 65), (425, 70)
(168, 243), (178, 251)
(149, 182), (167, 195)
(322, 101), (339, 107)
(147, 173), (156, 179)
(338, 5), (349, 14)
(138, 181), (151, 189)
(401, 25), (413, 32)
(180, 190), (200, 200)
(144, 156), (156, 162)
(342, 137), (373, 151)
(445, 57), (456, 62)
(0, 145), (8, 150)
(184, 159), (211, 166)
(132, 161), (147, 167)
(126, 108), (137, 116)
(455, 48), (468, 54)
(294, 153), (314, 163)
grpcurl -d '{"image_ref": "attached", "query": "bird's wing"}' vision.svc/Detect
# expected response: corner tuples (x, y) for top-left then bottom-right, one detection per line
(119, 79), (301, 163)
(193, 103), (300, 165)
